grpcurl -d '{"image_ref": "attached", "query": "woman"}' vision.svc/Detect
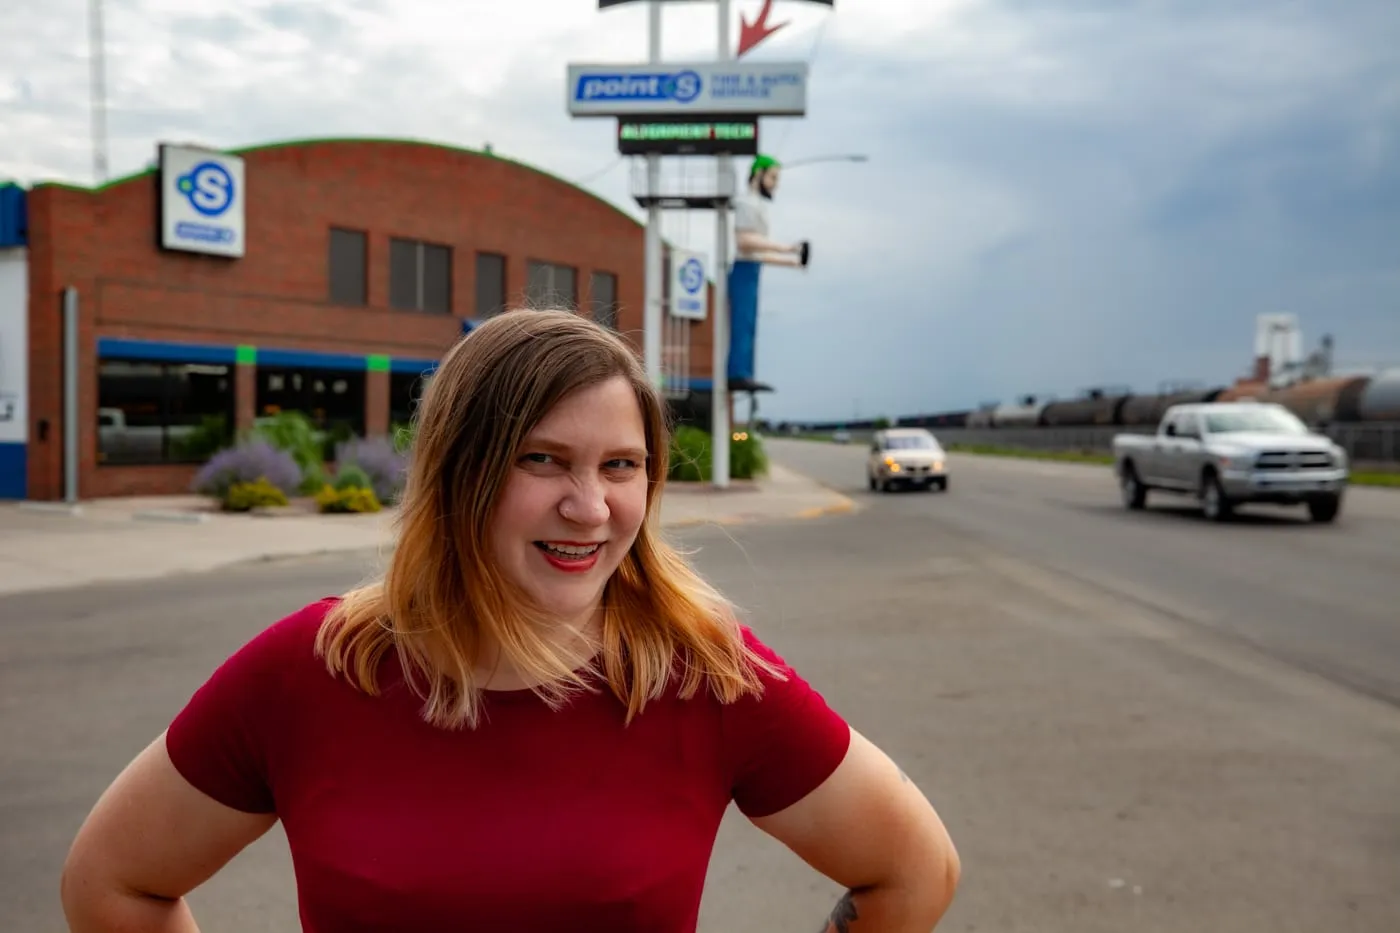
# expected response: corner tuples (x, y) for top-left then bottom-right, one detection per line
(60, 309), (960, 932)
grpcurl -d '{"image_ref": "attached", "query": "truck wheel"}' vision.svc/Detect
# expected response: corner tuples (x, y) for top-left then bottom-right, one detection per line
(1201, 472), (1233, 522)
(1120, 465), (1147, 510)
(1307, 495), (1341, 523)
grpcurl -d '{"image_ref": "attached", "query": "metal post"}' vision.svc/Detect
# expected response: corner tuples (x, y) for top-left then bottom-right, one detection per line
(63, 287), (79, 503)
(711, 0), (732, 489)
(643, 1), (664, 391)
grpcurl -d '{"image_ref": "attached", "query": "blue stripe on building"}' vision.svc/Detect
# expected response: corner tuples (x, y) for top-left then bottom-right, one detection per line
(97, 337), (441, 375)
(97, 337), (237, 365)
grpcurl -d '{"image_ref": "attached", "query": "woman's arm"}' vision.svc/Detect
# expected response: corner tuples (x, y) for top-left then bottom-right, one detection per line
(749, 727), (961, 932)
(60, 732), (278, 932)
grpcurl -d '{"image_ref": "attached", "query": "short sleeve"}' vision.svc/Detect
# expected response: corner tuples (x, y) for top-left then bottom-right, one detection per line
(721, 627), (852, 818)
(733, 195), (765, 235)
(164, 599), (331, 813)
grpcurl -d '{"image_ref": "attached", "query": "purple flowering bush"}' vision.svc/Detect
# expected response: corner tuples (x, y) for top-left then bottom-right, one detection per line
(335, 436), (409, 505)
(191, 440), (303, 501)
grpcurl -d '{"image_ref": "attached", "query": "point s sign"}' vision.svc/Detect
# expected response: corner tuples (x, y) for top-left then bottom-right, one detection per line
(670, 249), (708, 321)
(158, 143), (246, 259)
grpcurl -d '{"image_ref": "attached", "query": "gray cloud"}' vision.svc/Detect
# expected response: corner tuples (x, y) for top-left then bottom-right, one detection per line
(1, 0), (1396, 422)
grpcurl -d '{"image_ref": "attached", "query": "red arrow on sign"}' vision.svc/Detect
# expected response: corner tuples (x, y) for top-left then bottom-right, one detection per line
(737, 0), (789, 59)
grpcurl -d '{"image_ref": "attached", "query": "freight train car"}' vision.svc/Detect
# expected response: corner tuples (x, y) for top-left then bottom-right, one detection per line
(1117, 387), (1225, 426)
(1357, 368), (1400, 421)
(885, 369), (1400, 434)
(1262, 375), (1370, 424)
(1039, 387), (1133, 427)
(991, 395), (1049, 428)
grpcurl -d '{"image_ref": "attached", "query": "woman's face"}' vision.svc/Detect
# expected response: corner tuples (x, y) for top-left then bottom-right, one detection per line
(489, 376), (651, 629)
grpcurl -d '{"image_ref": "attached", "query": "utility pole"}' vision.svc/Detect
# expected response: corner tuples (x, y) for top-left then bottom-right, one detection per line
(710, 0), (733, 489)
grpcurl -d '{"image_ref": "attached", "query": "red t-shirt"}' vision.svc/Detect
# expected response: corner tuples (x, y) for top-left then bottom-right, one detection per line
(166, 597), (851, 932)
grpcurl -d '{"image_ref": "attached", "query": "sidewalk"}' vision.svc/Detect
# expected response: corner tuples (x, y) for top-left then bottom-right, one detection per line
(0, 462), (855, 598)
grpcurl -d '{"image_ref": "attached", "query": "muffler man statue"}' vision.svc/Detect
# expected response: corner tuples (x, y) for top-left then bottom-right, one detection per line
(727, 154), (809, 388)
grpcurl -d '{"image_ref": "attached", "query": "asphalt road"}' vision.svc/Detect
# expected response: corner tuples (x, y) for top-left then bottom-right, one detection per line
(773, 438), (1400, 708)
(3, 451), (1399, 931)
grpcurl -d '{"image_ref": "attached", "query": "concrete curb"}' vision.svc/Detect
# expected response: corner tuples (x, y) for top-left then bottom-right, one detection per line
(663, 493), (857, 531)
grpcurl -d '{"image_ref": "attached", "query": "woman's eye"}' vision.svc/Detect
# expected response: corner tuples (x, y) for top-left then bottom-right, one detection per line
(606, 458), (640, 470)
(522, 453), (553, 465)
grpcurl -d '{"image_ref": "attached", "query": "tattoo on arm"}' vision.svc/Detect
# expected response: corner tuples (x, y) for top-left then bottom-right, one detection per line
(822, 890), (859, 933)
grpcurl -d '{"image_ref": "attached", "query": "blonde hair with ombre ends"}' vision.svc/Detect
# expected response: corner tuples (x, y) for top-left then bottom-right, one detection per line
(314, 308), (784, 730)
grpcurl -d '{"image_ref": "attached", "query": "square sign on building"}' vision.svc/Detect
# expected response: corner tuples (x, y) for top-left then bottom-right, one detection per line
(670, 249), (708, 321)
(158, 143), (246, 258)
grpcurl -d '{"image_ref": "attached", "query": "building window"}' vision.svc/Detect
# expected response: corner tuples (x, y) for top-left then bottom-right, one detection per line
(256, 367), (366, 460)
(476, 252), (507, 319)
(590, 271), (618, 329)
(526, 260), (578, 309)
(390, 237), (452, 313)
(328, 228), (367, 305)
(98, 360), (235, 465)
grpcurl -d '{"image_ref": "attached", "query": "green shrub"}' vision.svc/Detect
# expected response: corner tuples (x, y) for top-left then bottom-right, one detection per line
(245, 411), (323, 472)
(390, 420), (416, 454)
(669, 425), (712, 482)
(729, 430), (769, 480)
(224, 478), (290, 512)
(333, 463), (373, 492)
(665, 426), (768, 482)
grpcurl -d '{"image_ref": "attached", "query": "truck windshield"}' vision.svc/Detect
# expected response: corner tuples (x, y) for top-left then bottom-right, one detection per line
(1203, 408), (1308, 435)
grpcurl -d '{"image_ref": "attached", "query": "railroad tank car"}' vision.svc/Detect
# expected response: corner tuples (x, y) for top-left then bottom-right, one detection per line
(1117, 387), (1225, 426)
(966, 406), (996, 428)
(1215, 382), (1269, 402)
(1263, 375), (1370, 425)
(1038, 388), (1131, 427)
(1357, 369), (1400, 421)
(991, 395), (1049, 428)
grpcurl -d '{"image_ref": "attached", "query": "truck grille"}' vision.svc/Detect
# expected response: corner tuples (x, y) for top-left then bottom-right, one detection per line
(1256, 450), (1334, 471)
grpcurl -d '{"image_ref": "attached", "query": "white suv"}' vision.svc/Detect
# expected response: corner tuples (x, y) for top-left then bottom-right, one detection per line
(868, 428), (949, 492)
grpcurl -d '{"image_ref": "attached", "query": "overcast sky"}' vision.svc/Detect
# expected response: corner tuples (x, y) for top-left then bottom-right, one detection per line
(3, 0), (1397, 422)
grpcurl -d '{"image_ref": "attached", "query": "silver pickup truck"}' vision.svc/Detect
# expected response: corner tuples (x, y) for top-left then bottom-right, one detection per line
(1112, 401), (1349, 522)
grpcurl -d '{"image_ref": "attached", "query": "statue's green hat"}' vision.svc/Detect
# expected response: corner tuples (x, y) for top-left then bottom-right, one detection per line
(750, 154), (781, 174)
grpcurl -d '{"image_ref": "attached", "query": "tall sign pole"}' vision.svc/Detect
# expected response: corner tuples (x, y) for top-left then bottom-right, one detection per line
(643, 1), (664, 390)
(711, 0), (733, 488)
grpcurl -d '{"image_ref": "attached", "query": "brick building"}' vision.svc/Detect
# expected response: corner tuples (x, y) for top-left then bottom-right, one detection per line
(0, 137), (718, 501)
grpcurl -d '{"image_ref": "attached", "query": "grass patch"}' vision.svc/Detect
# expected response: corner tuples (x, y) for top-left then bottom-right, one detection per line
(944, 443), (1115, 466)
(945, 443), (1400, 488)
(1352, 472), (1400, 488)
